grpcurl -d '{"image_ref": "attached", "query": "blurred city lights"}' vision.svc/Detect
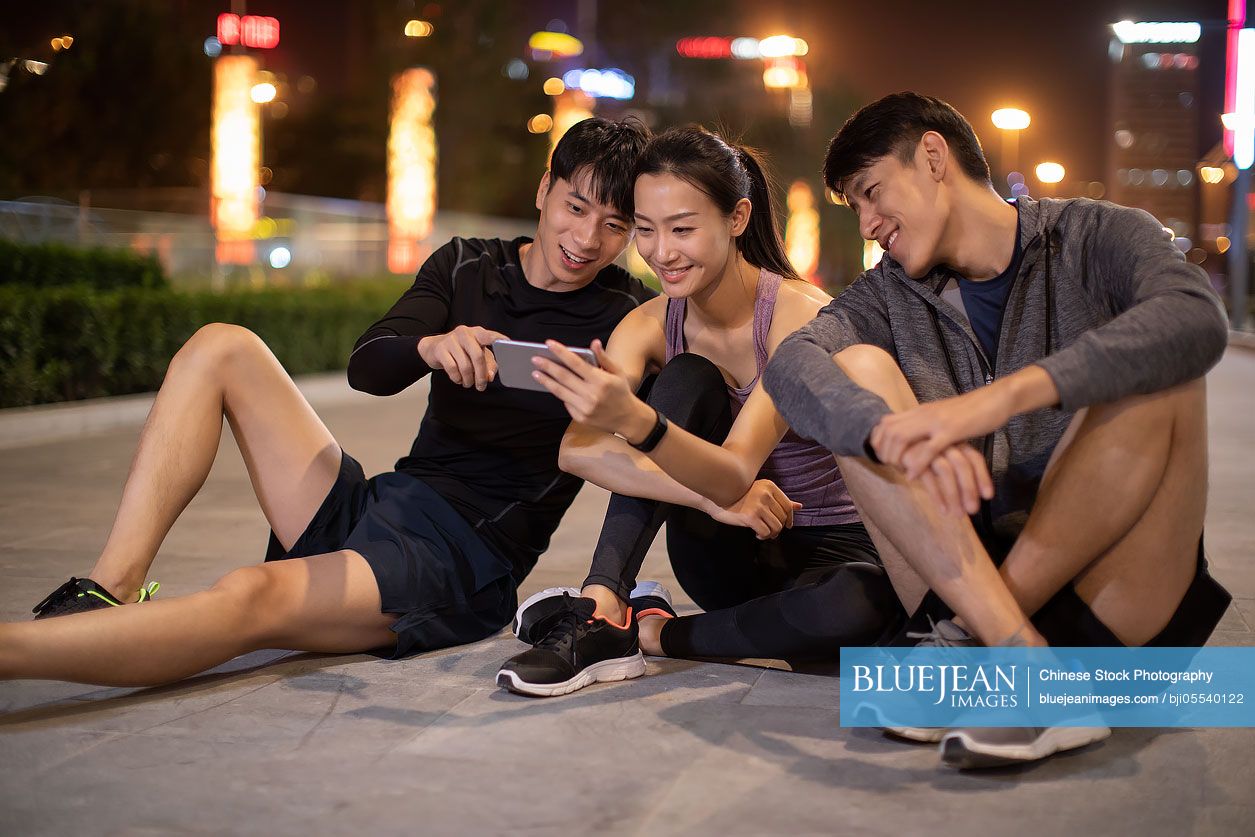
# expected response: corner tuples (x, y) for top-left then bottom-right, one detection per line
(51, 35), (73, 51)
(1201, 165), (1227, 183)
(1036, 162), (1066, 183)
(731, 37), (761, 59)
(1218, 235), (1233, 252)
(504, 59), (529, 80)
(1225, 3), (1243, 156)
(23, 60), (48, 76)
(1221, 112), (1242, 131)
(250, 82), (277, 104)
(757, 35), (809, 58)
(991, 108), (1031, 130)
(204, 36), (222, 58)
(676, 37), (732, 59)
(551, 91), (595, 155)
(863, 239), (885, 270)
(788, 88), (813, 127)
(561, 68), (635, 100)
(1111, 21), (1201, 44)
(542, 77), (566, 96)
(218, 14), (280, 49)
(387, 68), (438, 274)
(763, 58), (804, 89)
(528, 113), (554, 133)
(785, 181), (820, 284)
(1235, 28), (1255, 169)
(269, 246), (292, 269)
(211, 55), (260, 265)
(404, 20), (434, 37)
(528, 31), (584, 59)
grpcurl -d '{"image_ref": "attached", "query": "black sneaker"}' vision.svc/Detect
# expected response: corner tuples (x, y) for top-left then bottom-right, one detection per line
(32, 577), (160, 620)
(496, 593), (645, 697)
(629, 580), (677, 621)
(511, 586), (580, 644)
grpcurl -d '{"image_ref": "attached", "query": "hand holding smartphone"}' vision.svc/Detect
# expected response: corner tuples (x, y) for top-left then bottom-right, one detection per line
(493, 339), (599, 392)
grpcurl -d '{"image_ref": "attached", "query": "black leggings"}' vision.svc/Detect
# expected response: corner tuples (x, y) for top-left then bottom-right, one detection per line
(582, 353), (905, 664)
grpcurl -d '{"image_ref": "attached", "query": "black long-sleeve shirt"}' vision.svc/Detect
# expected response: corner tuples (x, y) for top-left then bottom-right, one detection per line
(348, 236), (655, 581)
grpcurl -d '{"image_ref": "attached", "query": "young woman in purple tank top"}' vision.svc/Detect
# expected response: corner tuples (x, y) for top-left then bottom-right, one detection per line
(497, 128), (906, 697)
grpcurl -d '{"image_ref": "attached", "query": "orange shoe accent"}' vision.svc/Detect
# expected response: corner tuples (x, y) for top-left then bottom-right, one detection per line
(591, 606), (633, 630)
(635, 607), (674, 621)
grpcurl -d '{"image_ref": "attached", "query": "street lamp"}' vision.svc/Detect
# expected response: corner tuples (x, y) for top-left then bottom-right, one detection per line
(991, 108), (1031, 191)
(1035, 161), (1065, 183)
(250, 82), (277, 104)
(1036, 161), (1065, 197)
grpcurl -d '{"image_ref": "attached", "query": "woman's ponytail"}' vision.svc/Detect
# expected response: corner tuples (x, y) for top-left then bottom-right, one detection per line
(732, 146), (799, 281)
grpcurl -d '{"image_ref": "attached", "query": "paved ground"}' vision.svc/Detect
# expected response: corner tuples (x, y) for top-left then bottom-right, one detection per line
(1, 351), (1253, 836)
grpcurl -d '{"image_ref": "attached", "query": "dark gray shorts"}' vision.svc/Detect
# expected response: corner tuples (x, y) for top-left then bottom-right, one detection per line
(265, 451), (517, 658)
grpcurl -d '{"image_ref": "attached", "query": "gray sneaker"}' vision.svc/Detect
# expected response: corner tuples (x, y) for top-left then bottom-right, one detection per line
(876, 618), (978, 743)
(940, 725), (1112, 769)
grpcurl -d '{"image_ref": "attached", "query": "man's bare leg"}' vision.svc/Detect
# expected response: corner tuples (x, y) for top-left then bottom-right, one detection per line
(87, 324), (343, 600)
(999, 380), (1207, 646)
(2, 550), (395, 686)
(831, 345), (1043, 646)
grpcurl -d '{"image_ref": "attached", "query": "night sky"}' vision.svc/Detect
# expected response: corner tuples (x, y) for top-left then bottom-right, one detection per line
(5, 0), (1237, 186)
(222, 0), (1233, 182)
(759, 0), (1232, 183)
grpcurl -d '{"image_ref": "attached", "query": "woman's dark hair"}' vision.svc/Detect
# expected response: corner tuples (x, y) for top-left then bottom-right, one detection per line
(549, 116), (651, 219)
(636, 127), (799, 281)
(823, 92), (992, 200)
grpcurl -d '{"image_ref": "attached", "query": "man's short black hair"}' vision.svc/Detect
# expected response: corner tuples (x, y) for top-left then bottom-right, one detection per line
(823, 92), (992, 200)
(549, 116), (650, 219)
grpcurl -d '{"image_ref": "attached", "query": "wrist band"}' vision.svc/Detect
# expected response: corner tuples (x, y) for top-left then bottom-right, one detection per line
(629, 409), (669, 453)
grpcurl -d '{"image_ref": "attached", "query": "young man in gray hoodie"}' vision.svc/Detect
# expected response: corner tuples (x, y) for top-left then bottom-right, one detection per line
(762, 92), (1233, 769)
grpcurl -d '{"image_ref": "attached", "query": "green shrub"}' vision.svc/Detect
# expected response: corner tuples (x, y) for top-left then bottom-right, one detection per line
(0, 239), (167, 290)
(0, 281), (407, 407)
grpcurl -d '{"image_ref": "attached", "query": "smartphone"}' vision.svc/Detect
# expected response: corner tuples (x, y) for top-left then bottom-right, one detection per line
(493, 339), (599, 392)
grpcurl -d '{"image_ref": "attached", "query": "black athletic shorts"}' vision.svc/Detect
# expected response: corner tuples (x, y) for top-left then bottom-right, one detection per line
(902, 535), (1232, 647)
(264, 451), (517, 659)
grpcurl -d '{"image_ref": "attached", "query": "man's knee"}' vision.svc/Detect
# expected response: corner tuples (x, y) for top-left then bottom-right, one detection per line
(209, 565), (285, 644)
(171, 323), (267, 380)
(834, 345), (913, 409)
(1088, 377), (1207, 429)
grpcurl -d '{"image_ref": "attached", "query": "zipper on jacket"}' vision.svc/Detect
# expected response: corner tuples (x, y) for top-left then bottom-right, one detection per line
(926, 301), (997, 542)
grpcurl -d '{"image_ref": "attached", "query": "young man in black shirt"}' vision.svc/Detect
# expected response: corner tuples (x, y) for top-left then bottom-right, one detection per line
(9, 117), (655, 686)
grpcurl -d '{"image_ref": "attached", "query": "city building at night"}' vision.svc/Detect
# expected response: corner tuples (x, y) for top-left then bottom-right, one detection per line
(1106, 20), (1203, 239)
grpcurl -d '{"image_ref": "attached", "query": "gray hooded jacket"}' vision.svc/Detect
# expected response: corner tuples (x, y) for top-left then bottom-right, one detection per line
(762, 196), (1229, 543)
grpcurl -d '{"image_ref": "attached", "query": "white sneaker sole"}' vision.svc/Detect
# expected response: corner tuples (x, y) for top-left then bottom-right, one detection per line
(496, 652), (647, 698)
(511, 586), (579, 639)
(629, 580), (673, 608)
(852, 701), (947, 743)
(940, 726), (1112, 769)
(884, 726), (947, 744)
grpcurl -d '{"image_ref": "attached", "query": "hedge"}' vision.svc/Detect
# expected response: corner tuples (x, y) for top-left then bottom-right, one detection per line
(0, 282), (405, 408)
(0, 239), (168, 290)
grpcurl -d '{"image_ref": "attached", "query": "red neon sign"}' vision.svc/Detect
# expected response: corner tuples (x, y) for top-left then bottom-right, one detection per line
(217, 13), (280, 49)
(676, 37), (732, 59)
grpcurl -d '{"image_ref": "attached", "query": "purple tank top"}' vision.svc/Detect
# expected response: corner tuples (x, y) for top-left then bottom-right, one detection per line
(665, 270), (860, 526)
